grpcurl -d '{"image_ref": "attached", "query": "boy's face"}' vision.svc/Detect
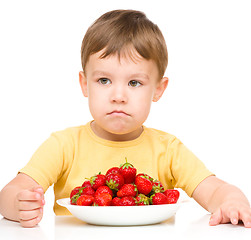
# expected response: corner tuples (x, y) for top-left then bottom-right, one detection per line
(79, 49), (168, 141)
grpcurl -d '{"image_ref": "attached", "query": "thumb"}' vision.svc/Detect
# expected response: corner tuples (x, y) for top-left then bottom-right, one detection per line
(209, 208), (222, 226)
(32, 186), (44, 194)
(31, 186), (45, 203)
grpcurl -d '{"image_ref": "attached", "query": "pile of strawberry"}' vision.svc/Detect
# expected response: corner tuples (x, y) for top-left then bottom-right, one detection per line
(70, 158), (179, 206)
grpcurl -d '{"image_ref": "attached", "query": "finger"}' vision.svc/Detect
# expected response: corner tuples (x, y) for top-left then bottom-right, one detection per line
(21, 207), (43, 228)
(32, 187), (45, 203)
(17, 190), (43, 201)
(209, 208), (222, 226)
(33, 186), (44, 196)
(19, 199), (44, 211)
(20, 214), (42, 228)
(240, 208), (251, 228)
(19, 208), (43, 221)
(33, 187), (45, 204)
(244, 221), (251, 228)
(229, 210), (239, 225)
(32, 187), (45, 204)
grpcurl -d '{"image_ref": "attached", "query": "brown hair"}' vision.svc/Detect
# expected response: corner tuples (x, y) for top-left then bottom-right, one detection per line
(81, 9), (168, 79)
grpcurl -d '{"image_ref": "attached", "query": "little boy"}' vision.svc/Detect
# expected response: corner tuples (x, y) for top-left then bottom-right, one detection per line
(0, 9), (250, 228)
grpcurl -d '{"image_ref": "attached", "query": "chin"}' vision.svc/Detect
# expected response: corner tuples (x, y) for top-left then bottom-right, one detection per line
(106, 121), (135, 134)
(108, 126), (131, 135)
(108, 123), (143, 138)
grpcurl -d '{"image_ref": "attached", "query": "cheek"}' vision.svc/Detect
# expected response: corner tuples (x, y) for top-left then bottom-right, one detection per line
(132, 90), (153, 117)
(87, 87), (106, 115)
(139, 101), (152, 118)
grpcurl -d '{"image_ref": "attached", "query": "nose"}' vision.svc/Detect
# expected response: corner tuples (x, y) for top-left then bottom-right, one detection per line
(110, 84), (128, 103)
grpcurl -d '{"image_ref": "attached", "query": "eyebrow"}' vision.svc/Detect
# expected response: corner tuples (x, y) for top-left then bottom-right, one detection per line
(92, 71), (112, 77)
(129, 73), (149, 80)
(92, 71), (149, 80)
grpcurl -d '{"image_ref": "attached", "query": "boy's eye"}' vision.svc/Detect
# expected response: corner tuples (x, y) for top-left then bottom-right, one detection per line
(98, 78), (111, 85)
(129, 80), (141, 87)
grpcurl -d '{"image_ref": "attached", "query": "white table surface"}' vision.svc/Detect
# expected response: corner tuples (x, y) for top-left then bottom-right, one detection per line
(1, 200), (250, 240)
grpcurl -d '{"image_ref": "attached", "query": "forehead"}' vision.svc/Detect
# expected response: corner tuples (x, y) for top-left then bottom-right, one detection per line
(86, 48), (158, 74)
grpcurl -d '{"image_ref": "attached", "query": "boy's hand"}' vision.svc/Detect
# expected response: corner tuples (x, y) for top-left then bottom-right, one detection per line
(192, 176), (251, 228)
(16, 186), (45, 228)
(209, 200), (251, 228)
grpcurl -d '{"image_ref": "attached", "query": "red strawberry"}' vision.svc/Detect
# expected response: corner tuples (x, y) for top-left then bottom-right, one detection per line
(95, 186), (113, 198)
(81, 186), (95, 196)
(106, 167), (120, 176)
(137, 173), (153, 182)
(135, 174), (152, 195)
(76, 195), (94, 206)
(111, 197), (121, 206)
(94, 193), (112, 206)
(82, 180), (92, 188)
(90, 173), (106, 190)
(119, 158), (137, 184)
(70, 186), (83, 205)
(151, 180), (164, 193)
(150, 192), (168, 205)
(135, 194), (150, 206)
(120, 196), (136, 206)
(117, 184), (137, 198)
(163, 189), (180, 204)
(71, 195), (79, 205)
(70, 186), (82, 199)
(106, 173), (124, 191)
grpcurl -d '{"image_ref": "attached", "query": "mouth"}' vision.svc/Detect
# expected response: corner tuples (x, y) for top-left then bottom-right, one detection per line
(107, 110), (130, 117)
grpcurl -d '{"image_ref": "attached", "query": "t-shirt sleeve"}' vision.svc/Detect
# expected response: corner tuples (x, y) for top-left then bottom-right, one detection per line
(167, 137), (214, 197)
(19, 133), (64, 192)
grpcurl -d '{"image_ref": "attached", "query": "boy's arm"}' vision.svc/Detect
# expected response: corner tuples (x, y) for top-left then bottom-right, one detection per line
(0, 173), (45, 227)
(192, 175), (251, 227)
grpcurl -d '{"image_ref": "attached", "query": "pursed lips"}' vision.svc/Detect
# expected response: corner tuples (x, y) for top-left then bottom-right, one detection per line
(107, 110), (130, 116)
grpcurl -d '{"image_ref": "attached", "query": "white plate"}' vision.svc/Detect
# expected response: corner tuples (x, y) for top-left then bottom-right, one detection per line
(57, 198), (182, 226)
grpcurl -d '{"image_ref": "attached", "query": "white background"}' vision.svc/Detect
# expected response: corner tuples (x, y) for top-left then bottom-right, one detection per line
(0, 0), (250, 214)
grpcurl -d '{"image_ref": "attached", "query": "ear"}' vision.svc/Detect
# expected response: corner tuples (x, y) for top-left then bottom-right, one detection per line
(153, 77), (169, 102)
(79, 71), (88, 97)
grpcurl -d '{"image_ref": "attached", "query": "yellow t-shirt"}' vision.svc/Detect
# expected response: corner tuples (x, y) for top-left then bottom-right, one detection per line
(19, 121), (214, 215)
